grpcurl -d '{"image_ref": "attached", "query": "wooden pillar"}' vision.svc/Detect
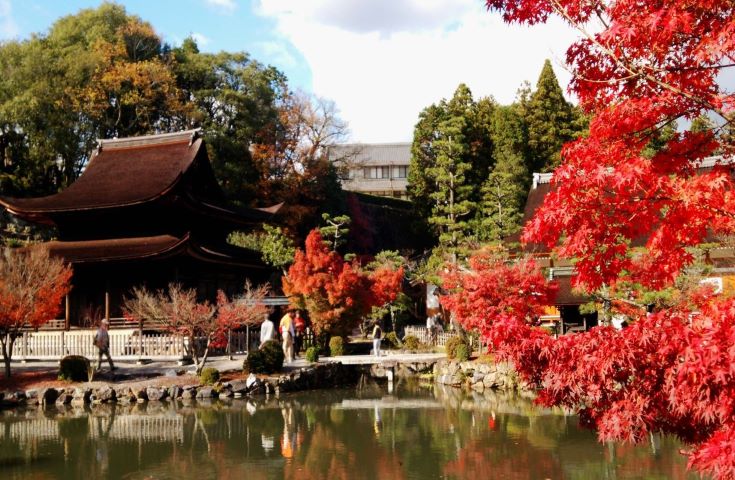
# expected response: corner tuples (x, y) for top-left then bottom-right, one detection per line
(64, 294), (70, 331)
(105, 280), (110, 322)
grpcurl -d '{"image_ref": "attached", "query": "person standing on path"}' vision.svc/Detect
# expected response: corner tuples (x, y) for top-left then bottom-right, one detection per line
(372, 322), (383, 357)
(280, 309), (295, 363)
(94, 319), (115, 371)
(293, 310), (306, 354)
(260, 313), (276, 347)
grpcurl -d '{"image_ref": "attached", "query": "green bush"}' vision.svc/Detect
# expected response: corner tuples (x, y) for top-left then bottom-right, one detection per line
(403, 335), (421, 351)
(445, 336), (468, 360)
(199, 367), (220, 385)
(244, 340), (285, 374)
(305, 346), (319, 363)
(329, 336), (344, 356)
(455, 343), (471, 362)
(385, 331), (401, 349)
(58, 355), (90, 382)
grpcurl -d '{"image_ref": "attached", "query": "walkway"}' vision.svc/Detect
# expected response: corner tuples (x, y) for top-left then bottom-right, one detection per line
(9, 352), (446, 378)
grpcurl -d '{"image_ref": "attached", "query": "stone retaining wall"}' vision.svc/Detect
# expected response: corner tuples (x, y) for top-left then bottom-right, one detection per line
(0, 362), (358, 410)
(360, 360), (437, 379)
(434, 359), (532, 392)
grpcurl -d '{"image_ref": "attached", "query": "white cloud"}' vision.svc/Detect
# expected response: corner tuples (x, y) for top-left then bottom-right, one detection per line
(205, 0), (237, 13)
(256, 1), (580, 143)
(191, 32), (211, 47)
(256, 40), (298, 69)
(0, 0), (19, 40)
(259, 0), (476, 36)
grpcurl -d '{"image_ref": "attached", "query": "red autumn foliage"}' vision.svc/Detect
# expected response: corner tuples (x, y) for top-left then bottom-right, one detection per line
(0, 248), (72, 377)
(479, 1), (735, 476)
(441, 255), (557, 335)
(282, 229), (403, 338)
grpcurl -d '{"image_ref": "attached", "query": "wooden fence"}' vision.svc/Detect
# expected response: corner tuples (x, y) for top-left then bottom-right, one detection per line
(16, 329), (188, 361)
(403, 326), (462, 347)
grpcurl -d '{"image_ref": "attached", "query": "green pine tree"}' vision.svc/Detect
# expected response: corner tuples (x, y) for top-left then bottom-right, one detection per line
(426, 115), (475, 261)
(525, 59), (583, 173)
(480, 105), (529, 241)
(408, 84), (494, 245)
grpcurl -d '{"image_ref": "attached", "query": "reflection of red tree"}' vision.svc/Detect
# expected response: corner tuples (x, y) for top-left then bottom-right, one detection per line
(443, 436), (565, 480)
(608, 441), (691, 480)
(283, 425), (406, 480)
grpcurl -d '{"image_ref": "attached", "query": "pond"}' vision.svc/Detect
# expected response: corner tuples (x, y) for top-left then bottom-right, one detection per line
(0, 381), (697, 479)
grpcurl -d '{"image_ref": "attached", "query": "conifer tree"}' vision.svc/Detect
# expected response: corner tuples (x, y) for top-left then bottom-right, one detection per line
(525, 59), (582, 172)
(426, 115), (475, 260)
(480, 105), (529, 241)
(408, 84), (494, 245)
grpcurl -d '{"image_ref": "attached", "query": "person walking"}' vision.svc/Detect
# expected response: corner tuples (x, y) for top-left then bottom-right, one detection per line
(94, 319), (115, 372)
(371, 321), (383, 357)
(280, 309), (295, 363)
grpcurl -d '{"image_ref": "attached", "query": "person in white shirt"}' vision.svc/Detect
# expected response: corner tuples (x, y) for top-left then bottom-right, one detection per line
(260, 314), (276, 347)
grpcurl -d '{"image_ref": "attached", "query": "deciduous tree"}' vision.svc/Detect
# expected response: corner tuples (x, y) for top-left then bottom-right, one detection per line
(482, 0), (735, 476)
(0, 248), (72, 377)
(282, 230), (403, 340)
(440, 254), (556, 336)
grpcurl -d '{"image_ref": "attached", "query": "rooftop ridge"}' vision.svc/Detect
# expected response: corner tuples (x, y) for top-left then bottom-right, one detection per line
(98, 129), (201, 151)
(332, 142), (412, 148)
(531, 155), (734, 188)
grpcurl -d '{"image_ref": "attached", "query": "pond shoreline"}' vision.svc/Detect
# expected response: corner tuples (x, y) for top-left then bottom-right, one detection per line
(0, 356), (528, 411)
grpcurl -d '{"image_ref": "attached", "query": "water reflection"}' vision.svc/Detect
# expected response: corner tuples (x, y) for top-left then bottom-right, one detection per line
(0, 381), (699, 479)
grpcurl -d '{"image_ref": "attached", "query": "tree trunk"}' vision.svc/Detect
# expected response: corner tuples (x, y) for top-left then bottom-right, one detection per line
(196, 337), (212, 375)
(1, 333), (14, 378)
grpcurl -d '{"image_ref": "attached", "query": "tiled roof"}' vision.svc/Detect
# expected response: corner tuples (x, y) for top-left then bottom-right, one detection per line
(0, 130), (203, 214)
(33, 233), (265, 267)
(0, 129), (281, 226)
(329, 142), (412, 166)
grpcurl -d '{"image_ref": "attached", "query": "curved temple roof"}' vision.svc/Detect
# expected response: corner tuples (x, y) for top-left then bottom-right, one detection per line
(1, 130), (202, 215)
(0, 129), (281, 226)
(39, 233), (265, 267)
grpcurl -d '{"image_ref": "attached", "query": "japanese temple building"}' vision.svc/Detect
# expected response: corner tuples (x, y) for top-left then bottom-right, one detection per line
(0, 129), (279, 328)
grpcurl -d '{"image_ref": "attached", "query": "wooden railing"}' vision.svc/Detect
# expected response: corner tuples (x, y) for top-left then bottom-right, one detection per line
(403, 326), (461, 347)
(16, 329), (188, 361)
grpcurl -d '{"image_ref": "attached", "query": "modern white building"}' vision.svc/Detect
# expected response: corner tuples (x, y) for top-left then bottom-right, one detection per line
(328, 143), (411, 199)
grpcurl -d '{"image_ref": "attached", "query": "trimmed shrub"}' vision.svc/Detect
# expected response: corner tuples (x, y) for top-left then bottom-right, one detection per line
(58, 355), (90, 382)
(199, 367), (220, 385)
(244, 340), (285, 374)
(445, 336), (468, 360)
(385, 331), (401, 349)
(329, 336), (344, 356)
(305, 346), (319, 363)
(403, 335), (421, 351)
(455, 343), (470, 362)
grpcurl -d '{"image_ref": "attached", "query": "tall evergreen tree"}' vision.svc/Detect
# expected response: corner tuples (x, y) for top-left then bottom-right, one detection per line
(480, 105), (529, 241)
(426, 115), (475, 260)
(408, 84), (495, 244)
(525, 59), (583, 173)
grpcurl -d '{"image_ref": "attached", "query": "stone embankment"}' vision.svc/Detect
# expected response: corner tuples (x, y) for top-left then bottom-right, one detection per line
(0, 362), (357, 410)
(433, 359), (532, 393)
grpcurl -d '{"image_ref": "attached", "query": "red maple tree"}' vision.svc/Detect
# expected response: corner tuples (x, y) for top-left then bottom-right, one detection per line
(282, 229), (403, 339)
(441, 255), (557, 335)
(469, 1), (735, 477)
(0, 248), (72, 377)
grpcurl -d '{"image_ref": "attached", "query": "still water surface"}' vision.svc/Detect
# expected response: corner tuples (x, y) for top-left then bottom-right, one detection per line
(0, 382), (697, 479)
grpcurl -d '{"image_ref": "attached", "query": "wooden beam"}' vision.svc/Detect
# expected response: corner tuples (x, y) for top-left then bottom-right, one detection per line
(105, 281), (110, 321)
(65, 294), (70, 331)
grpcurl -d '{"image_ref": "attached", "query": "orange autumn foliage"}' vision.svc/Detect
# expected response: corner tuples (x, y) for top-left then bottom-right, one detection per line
(282, 230), (403, 338)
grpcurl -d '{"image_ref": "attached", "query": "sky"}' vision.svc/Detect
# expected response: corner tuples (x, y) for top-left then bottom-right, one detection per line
(0, 0), (582, 143)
